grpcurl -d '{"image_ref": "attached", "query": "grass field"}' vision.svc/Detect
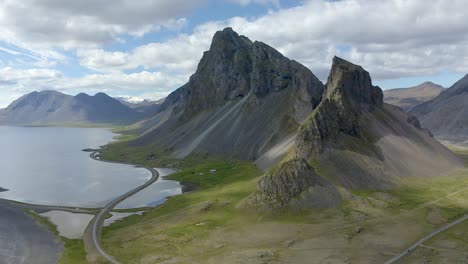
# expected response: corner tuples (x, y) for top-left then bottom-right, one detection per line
(96, 147), (468, 264)
(33, 138), (450, 263)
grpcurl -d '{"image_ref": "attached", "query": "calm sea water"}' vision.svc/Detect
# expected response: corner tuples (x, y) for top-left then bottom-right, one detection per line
(0, 126), (181, 208)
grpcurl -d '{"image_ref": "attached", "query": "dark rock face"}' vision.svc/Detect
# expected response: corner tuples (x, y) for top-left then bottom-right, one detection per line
(161, 27), (323, 123)
(295, 56), (384, 159)
(136, 27), (324, 161)
(249, 159), (341, 210)
(325, 56), (383, 112)
(251, 57), (462, 211)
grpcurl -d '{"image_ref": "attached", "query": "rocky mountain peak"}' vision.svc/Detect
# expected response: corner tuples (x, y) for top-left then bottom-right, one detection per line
(326, 56), (383, 112)
(164, 27), (323, 122)
(294, 57), (384, 159)
(210, 27), (252, 52)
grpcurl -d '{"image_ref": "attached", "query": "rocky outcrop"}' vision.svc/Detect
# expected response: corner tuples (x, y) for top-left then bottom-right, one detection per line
(251, 57), (462, 210)
(249, 159), (341, 210)
(295, 56), (383, 159)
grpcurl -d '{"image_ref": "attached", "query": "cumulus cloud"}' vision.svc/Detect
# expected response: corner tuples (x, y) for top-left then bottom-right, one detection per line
(76, 0), (468, 82)
(0, 0), (200, 55)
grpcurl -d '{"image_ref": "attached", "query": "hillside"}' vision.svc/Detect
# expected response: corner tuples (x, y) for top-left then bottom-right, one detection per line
(128, 27), (324, 164)
(250, 57), (463, 210)
(410, 75), (468, 141)
(383, 82), (444, 111)
(0, 90), (142, 125)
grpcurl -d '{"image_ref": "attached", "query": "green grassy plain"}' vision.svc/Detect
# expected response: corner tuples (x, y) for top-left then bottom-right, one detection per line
(96, 144), (468, 264)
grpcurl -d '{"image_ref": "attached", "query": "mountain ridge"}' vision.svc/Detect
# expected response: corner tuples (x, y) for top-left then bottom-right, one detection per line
(384, 81), (444, 111)
(250, 56), (462, 210)
(0, 90), (142, 125)
(130, 27), (325, 162)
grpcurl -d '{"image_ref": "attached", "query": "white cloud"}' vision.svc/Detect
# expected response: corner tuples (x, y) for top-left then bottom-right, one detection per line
(0, 0), (201, 56)
(76, 0), (468, 83)
(77, 26), (214, 73)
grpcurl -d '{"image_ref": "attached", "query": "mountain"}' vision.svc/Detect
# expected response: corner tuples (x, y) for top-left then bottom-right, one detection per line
(410, 75), (468, 141)
(0, 90), (142, 125)
(116, 97), (164, 116)
(115, 97), (163, 108)
(383, 82), (444, 111)
(249, 57), (462, 210)
(130, 27), (324, 163)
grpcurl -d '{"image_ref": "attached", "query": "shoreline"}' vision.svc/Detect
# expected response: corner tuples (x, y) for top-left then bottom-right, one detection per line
(83, 151), (161, 264)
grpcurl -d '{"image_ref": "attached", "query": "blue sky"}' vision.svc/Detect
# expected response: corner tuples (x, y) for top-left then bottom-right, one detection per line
(0, 0), (467, 107)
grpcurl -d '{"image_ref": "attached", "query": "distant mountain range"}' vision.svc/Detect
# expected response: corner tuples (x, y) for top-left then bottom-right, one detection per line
(115, 97), (164, 108)
(384, 82), (444, 111)
(0, 91), (144, 125)
(410, 75), (468, 141)
(115, 97), (164, 117)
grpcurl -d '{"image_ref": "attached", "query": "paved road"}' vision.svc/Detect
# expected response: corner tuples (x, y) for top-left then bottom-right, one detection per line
(384, 214), (468, 264)
(0, 199), (63, 264)
(83, 152), (160, 264)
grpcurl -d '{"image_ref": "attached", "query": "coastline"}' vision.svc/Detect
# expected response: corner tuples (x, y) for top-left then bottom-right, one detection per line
(0, 199), (64, 264)
(83, 151), (161, 264)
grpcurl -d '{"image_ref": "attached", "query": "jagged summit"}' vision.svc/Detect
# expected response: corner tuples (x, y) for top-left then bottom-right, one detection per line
(133, 27), (324, 161)
(327, 56), (383, 112)
(295, 57), (384, 159)
(251, 57), (462, 211)
(210, 27), (252, 51)
(161, 27), (323, 122)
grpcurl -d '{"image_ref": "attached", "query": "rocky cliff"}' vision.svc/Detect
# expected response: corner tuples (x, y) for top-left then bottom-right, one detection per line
(295, 57), (383, 159)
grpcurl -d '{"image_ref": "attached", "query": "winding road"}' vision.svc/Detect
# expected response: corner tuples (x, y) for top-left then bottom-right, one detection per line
(384, 214), (468, 264)
(83, 152), (160, 264)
